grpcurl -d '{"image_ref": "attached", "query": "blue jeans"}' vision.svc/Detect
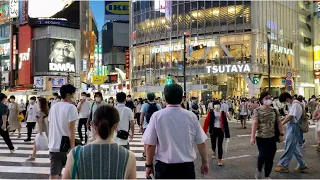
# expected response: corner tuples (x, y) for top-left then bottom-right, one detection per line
(278, 122), (306, 169)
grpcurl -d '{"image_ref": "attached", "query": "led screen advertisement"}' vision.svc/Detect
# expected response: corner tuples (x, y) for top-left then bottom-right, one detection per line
(34, 38), (76, 73)
(28, 0), (79, 28)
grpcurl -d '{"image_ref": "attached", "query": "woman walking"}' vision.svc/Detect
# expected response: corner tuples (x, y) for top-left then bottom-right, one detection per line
(26, 98), (49, 161)
(135, 98), (143, 126)
(62, 105), (136, 179)
(203, 101), (230, 166)
(250, 92), (284, 179)
(8, 96), (21, 138)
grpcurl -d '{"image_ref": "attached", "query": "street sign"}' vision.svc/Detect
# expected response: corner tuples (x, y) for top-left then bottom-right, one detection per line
(281, 79), (286, 85)
(287, 85), (292, 91)
(286, 72), (292, 77)
(188, 45), (192, 57)
(286, 79), (292, 86)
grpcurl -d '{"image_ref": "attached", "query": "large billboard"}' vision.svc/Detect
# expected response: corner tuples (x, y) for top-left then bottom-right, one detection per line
(0, 3), (9, 22)
(34, 38), (76, 73)
(28, 0), (79, 28)
(105, 1), (129, 21)
(18, 25), (32, 85)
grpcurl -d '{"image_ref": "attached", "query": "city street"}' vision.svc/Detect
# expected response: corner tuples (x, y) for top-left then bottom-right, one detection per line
(0, 119), (319, 179)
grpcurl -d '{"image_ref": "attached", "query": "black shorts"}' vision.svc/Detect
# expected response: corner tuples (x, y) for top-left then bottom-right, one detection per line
(49, 152), (67, 176)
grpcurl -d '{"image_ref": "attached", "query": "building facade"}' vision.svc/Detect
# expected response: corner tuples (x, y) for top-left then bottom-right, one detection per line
(130, 1), (315, 99)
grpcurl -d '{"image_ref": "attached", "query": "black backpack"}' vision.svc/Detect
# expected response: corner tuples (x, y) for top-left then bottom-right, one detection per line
(145, 103), (159, 123)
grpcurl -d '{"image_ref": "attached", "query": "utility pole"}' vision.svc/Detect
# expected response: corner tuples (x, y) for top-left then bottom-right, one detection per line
(183, 32), (189, 96)
(267, 37), (271, 92)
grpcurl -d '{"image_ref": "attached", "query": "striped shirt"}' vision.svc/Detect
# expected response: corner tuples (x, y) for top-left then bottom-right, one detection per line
(67, 143), (135, 179)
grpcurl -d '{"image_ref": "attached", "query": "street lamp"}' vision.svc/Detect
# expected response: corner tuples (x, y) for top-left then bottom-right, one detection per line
(183, 32), (190, 96)
(267, 32), (271, 92)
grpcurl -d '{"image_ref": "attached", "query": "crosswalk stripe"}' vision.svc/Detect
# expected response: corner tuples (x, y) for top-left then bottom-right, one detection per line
(0, 123), (146, 178)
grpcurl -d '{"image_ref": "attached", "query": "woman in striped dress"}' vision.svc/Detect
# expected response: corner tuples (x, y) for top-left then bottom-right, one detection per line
(62, 105), (136, 179)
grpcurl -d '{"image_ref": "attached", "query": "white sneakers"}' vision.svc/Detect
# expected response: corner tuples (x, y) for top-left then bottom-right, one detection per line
(10, 146), (18, 153)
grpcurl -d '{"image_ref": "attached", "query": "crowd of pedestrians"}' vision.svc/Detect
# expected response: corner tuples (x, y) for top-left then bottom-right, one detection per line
(0, 83), (320, 179)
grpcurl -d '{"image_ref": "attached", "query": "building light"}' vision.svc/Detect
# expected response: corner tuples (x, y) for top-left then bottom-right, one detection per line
(161, 19), (166, 24)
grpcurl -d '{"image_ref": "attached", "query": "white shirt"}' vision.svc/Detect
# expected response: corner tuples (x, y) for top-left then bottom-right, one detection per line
(208, 102), (213, 110)
(19, 102), (26, 111)
(289, 100), (302, 123)
(221, 103), (229, 112)
(48, 102), (79, 152)
(142, 105), (207, 164)
(27, 104), (40, 122)
(114, 104), (134, 146)
(214, 111), (221, 128)
(77, 101), (91, 119)
(136, 103), (142, 113)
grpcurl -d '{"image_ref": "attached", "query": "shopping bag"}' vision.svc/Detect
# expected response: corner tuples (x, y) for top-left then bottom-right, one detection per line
(224, 138), (230, 156)
(35, 133), (49, 151)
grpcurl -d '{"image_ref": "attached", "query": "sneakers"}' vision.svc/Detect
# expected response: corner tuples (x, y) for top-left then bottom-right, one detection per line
(142, 152), (146, 159)
(274, 165), (290, 173)
(10, 147), (18, 153)
(294, 166), (309, 173)
(255, 171), (262, 179)
(26, 155), (36, 161)
(218, 159), (223, 166)
(212, 152), (216, 158)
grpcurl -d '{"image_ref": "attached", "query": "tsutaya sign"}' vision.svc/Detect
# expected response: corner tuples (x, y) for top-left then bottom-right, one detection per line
(262, 43), (294, 56)
(206, 64), (251, 74)
(151, 40), (216, 54)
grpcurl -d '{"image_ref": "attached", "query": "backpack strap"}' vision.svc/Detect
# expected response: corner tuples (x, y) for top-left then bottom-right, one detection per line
(72, 146), (82, 179)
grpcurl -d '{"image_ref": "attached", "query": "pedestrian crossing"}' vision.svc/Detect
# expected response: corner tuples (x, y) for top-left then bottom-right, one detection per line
(0, 123), (146, 179)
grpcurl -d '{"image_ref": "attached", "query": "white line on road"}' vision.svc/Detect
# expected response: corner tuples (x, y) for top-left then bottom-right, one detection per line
(0, 156), (50, 163)
(237, 134), (251, 137)
(223, 155), (250, 160)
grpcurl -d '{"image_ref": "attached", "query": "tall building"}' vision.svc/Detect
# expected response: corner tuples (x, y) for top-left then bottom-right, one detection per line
(130, 1), (315, 99)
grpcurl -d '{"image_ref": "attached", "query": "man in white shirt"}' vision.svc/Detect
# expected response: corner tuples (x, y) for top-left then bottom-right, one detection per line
(275, 92), (308, 173)
(24, 96), (40, 142)
(77, 92), (90, 144)
(114, 92), (134, 149)
(142, 84), (208, 179)
(48, 84), (78, 179)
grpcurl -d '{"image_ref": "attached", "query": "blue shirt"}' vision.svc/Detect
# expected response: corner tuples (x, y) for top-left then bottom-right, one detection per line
(140, 102), (162, 129)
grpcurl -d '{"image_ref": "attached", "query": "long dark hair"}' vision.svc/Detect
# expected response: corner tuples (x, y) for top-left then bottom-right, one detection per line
(93, 105), (119, 140)
(39, 98), (49, 116)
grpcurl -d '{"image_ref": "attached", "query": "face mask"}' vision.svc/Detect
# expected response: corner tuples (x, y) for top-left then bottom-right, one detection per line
(263, 100), (272, 106)
(82, 96), (86, 100)
(87, 98), (91, 101)
(127, 98), (131, 101)
(95, 97), (102, 102)
(30, 100), (35, 104)
(285, 102), (291, 106)
(10, 99), (14, 103)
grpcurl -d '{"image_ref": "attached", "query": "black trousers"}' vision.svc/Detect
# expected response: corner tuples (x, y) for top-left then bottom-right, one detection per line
(135, 113), (141, 126)
(27, 122), (36, 140)
(155, 161), (195, 179)
(256, 136), (277, 178)
(78, 118), (88, 143)
(210, 128), (224, 159)
(0, 122), (14, 150)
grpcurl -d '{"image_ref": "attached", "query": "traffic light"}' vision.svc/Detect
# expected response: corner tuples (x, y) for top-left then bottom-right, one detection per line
(166, 77), (173, 85)
(252, 76), (259, 85)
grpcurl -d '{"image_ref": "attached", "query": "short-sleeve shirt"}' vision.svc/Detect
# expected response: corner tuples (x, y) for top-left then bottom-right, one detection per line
(27, 104), (40, 122)
(114, 104), (134, 146)
(0, 102), (8, 125)
(142, 106), (207, 164)
(289, 100), (303, 123)
(140, 102), (161, 129)
(252, 107), (278, 138)
(48, 102), (79, 152)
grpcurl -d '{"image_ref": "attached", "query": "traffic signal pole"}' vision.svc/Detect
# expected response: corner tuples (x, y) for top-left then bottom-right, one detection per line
(183, 33), (187, 96)
(267, 38), (271, 92)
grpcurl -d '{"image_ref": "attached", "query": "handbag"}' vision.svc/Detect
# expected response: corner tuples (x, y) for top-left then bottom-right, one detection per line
(60, 136), (70, 152)
(117, 130), (129, 140)
(71, 146), (82, 179)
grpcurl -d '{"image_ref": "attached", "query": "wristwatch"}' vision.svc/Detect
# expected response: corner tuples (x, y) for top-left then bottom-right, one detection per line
(145, 163), (153, 168)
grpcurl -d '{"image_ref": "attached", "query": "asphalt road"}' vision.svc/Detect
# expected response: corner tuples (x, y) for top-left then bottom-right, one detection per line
(194, 117), (320, 179)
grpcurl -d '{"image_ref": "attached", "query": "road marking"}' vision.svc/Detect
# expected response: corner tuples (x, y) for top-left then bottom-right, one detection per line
(237, 134), (251, 137)
(0, 156), (50, 163)
(0, 149), (48, 155)
(223, 155), (250, 160)
(130, 147), (144, 151)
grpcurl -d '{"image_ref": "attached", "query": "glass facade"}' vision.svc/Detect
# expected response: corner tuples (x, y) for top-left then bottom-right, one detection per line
(130, 1), (315, 98)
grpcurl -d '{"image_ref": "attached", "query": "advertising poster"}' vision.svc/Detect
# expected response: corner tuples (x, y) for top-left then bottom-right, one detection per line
(125, 50), (130, 80)
(18, 25), (32, 85)
(28, 0), (79, 28)
(49, 39), (76, 73)
(104, 1), (129, 21)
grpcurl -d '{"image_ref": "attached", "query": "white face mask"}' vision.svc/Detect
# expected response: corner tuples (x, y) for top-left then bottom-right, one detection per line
(30, 100), (35, 104)
(263, 100), (272, 106)
(87, 98), (91, 101)
(82, 96), (87, 100)
(95, 97), (102, 102)
(10, 99), (14, 103)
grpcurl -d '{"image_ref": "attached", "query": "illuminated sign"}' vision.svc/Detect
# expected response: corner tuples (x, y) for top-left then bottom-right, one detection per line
(0, 43), (10, 56)
(151, 41), (216, 54)
(154, 0), (166, 13)
(18, 48), (30, 69)
(0, 4), (9, 22)
(206, 64), (251, 74)
(318, 2), (320, 18)
(314, 45), (320, 77)
(12, 35), (17, 70)
(49, 63), (75, 72)
(105, 1), (129, 15)
(125, 50), (130, 80)
(9, 0), (18, 18)
(262, 43), (294, 56)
